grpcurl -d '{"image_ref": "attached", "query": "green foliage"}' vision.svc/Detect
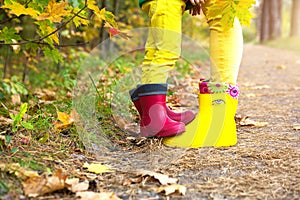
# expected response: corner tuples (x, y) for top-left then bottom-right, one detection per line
(0, 0), (120, 79)
(9, 103), (34, 132)
(0, 76), (28, 100)
(0, 27), (21, 43)
(43, 47), (63, 64)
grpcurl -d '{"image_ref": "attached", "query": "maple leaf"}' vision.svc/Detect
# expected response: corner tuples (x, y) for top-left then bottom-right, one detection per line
(206, 0), (256, 31)
(38, 0), (71, 23)
(0, 27), (21, 43)
(87, 1), (118, 28)
(1, 1), (39, 18)
(72, 8), (89, 27)
(87, 1), (106, 21)
(54, 110), (78, 130)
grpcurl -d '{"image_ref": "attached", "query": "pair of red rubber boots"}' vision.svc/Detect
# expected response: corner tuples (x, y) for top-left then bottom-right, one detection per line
(129, 84), (195, 137)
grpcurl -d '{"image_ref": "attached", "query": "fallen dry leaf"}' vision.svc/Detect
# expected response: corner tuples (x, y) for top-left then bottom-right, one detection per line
(276, 65), (287, 70)
(83, 162), (114, 174)
(54, 110), (78, 130)
(0, 116), (13, 125)
(236, 116), (268, 127)
(76, 191), (121, 200)
(293, 124), (300, 130)
(66, 178), (89, 193)
(0, 163), (39, 180)
(11, 94), (21, 105)
(123, 176), (143, 186)
(137, 170), (178, 185)
(22, 169), (67, 197)
(112, 114), (138, 133)
(157, 184), (187, 196)
(35, 89), (56, 101)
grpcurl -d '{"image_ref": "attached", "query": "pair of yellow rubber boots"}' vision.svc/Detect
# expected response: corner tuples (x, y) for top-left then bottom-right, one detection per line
(163, 79), (239, 148)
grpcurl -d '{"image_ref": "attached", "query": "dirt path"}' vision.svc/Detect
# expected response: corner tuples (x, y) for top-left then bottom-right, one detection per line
(166, 44), (300, 199)
(96, 44), (299, 200)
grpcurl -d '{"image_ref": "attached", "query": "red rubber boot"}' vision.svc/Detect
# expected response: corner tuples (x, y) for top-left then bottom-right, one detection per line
(137, 84), (185, 137)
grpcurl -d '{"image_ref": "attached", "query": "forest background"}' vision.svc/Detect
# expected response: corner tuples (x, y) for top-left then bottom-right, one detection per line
(0, 0), (299, 199)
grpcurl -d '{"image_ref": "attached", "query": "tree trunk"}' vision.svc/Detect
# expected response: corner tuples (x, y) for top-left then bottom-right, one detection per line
(290, 0), (300, 37)
(260, 0), (282, 42)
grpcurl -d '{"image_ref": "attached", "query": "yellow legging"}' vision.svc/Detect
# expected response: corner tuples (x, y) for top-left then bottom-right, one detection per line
(141, 0), (243, 85)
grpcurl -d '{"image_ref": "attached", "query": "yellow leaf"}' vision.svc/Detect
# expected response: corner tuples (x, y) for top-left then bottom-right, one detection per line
(72, 8), (89, 27)
(87, 1), (105, 21)
(57, 111), (72, 125)
(38, 0), (70, 23)
(83, 162), (114, 174)
(46, 25), (59, 44)
(55, 110), (76, 130)
(1, 1), (39, 18)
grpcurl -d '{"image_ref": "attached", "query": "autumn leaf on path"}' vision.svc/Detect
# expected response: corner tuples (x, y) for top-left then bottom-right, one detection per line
(83, 162), (114, 174)
(157, 184), (187, 196)
(293, 124), (300, 130)
(54, 110), (78, 131)
(0, 116), (13, 125)
(137, 170), (178, 185)
(236, 115), (268, 127)
(76, 191), (121, 200)
(22, 169), (67, 197)
(65, 178), (89, 193)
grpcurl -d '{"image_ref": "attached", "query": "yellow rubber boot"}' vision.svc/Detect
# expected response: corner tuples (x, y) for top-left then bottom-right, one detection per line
(163, 80), (238, 148)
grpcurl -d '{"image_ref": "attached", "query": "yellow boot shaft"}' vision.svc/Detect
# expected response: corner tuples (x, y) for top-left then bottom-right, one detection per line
(163, 92), (238, 148)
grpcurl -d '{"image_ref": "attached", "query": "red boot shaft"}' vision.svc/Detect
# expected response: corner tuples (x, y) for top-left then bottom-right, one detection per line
(129, 86), (195, 124)
(139, 94), (185, 137)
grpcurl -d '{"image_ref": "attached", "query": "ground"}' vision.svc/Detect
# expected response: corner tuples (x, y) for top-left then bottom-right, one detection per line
(1, 44), (299, 199)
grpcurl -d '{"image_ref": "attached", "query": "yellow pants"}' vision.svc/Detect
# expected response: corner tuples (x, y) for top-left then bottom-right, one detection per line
(141, 0), (243, 85)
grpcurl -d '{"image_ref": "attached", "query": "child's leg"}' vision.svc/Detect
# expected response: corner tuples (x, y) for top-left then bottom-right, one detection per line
(141, 0), (186, 84)
(202, 1), (243, 85)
